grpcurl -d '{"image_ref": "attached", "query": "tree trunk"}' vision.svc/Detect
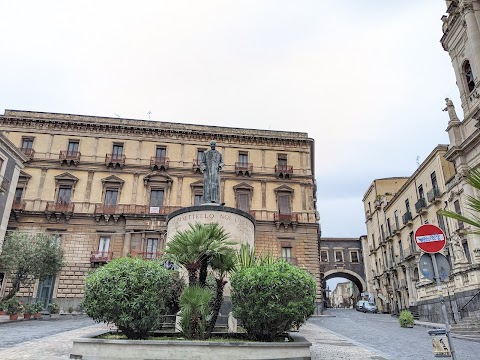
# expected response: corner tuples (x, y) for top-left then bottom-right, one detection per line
(206, 278), (226, 337)
(186, 265), (198, 286)
(199, 258), (209, 287)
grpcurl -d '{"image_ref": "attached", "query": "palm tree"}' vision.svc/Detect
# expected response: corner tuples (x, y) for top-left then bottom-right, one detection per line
(439, 169), (480, 234)
(205, 248), (237, 337)
(165, 223), (235, 286)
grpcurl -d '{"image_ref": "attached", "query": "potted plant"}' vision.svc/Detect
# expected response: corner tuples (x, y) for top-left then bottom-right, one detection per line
(33, 302), (44, 319)
(399, 310), (414, 328)
(23, 303), (36, 319)
(49, 302), (60, 314)
(0, 301), (6, 315)
(4, 298), (22, 320)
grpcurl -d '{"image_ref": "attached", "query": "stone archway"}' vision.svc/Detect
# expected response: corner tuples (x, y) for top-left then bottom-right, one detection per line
(323, 269), (366, 294)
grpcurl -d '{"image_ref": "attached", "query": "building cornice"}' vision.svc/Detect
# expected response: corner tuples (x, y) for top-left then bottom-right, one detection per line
(0, 132), (28, 165)
(1, 110), (312, 148)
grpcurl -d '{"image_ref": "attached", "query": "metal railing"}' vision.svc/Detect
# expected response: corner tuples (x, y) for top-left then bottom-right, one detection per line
(415, 198), (427, 213)
(105, 153), (126, 165)
(274, 213), (298, 223)
(11, 200), (26, 210)
(21, 148), (35, 158)
(427, 187), (442, 203)
(59, 150), (81, 162)
(274, 164), (293, 175)
(46, 202), (75, 212)
(90, 251), (113, 263)
(235, 162), (253, 175)
(150, 156), (169, 169)
(459, 289), (480, 319)
(402, 211), (413, 225)
(94, 204), (181, 215)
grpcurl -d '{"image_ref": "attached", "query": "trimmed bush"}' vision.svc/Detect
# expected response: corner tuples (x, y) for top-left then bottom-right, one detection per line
(83, 257), (174, 339)
(399, 310), (414, 327)
(179, 285), (213, 339)
(231, 261), (316, 341)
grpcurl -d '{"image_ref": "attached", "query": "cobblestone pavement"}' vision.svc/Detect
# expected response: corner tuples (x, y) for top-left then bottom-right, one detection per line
(309, 308), (480, 360)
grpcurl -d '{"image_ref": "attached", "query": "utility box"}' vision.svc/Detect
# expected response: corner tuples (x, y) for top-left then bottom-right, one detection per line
(428, 329), (451, 357)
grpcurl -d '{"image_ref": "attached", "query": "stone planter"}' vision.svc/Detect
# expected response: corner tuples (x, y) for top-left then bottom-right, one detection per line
(71, 330), (312, 360)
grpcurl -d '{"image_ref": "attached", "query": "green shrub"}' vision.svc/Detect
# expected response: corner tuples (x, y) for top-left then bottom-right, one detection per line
(83, 257), (174, 339)
(4, 297), (22, 315)
(231, 261), (316, 341)
(399, 310), (414, 327)
(23, 303), (36, 314)
(179, 286), (213, 339)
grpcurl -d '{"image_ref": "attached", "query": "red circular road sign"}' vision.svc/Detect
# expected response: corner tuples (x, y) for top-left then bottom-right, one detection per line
(414, 224), (446, 253)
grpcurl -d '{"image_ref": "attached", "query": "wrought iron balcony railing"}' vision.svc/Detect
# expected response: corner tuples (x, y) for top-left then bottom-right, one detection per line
(105, 153), (126, 168)
(59, 150), (81, 165)
(46, 202), (75, 213)
(11, 200), (26, 210)
(275, 164), (293, 178)
(415, 198), (427, 214)
(402, 211), (413, 225)
(21, 148), (35, 159)
(235, 162), (253, 176)
(90, 251), (113, 263)
(274, 213), (299, 223)
(427, 187), (442, 203)
(150, 156), (169, 170)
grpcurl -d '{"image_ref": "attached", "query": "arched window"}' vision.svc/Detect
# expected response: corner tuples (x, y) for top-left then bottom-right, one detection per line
(464, 60), (475, 92)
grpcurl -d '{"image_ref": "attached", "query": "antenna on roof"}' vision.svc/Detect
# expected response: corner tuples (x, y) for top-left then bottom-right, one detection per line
(416, 155), (420, 167)
(148, 111), (152, 120)
(114, 113), (121, 118)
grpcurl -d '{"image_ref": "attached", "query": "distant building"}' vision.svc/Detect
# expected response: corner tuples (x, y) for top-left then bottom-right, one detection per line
(331, 281), (354, 308)
(0, 110), (321, 309)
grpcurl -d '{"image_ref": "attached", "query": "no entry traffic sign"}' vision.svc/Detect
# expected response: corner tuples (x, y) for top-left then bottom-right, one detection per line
(415, 224), (446, 253)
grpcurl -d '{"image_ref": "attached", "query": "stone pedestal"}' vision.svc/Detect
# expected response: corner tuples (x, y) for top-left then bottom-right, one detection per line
(166, 205), (255, 248)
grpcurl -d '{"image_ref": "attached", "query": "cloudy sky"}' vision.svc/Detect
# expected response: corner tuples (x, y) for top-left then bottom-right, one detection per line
(0, 1), (460, 238)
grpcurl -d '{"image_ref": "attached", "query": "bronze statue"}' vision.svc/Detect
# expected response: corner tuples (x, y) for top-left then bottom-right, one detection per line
(200, 140), (224, 203)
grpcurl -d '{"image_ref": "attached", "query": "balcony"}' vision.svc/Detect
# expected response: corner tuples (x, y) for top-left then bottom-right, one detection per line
(392, 224), (401, 236)
(402, 211), (413, 226)
(192, 159), (202, 173)
(134, 251), (163, 260)
(427, 187), (442, 204)
(0, 175), (9, 194)
(403, 245), (419, 259)
(374, 198), (382, 210)
(150, 156), (169, 171)
(415, 198), (427, 214)
(282, 257), (298, 265)
(59, 150), (81, 166)
(45, 202), (75, 221)
(11, 200), (26, 210)
(90, 251), (113, 264)
(274, 212), (298, 229)
(105, 153), (126, 168)
(275, 164), (293, 179)
(365, 210), (372, 220)
(21, 147), (35, 160)
(95, 204), (182, 219)
(235, 162), (253, 176)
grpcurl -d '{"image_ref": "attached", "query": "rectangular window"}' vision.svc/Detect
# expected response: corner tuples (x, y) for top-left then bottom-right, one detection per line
(104, 189), (118, 207)
(14, 188), (23, 202)
(409, 231), (415, 249)
(146, 238), (159, 259)
(156, 147), (166, 159)
(454, 200), (464, 229)
(398, 240), (403, 258)
(320, 250), (328, 262)
(98, 236), (110, 253)
(150, 189), (164, 210)
(394, 210), (400, 230)
(463, 241), (472, 263)
(194, 194), (203, 206)
(350, 251), (359, 263)
(112, 144), (124, 160)
(431, 171), (438, 190)
(418, 185), (424, 200)
(335, 250), (344, 262)
(197, 149), (205, 162)
(57, 187), (72, 204)
(21, 137), (34, 150)
(277, 154), (287, 168)
(405, 199), (411, 214)
(281, 247), (292, 260)
(437, 213), (446, 233)
(278, 193), (291, 214)
(67, 140), (79, 156)
(380, 225), (385, 242)
(238, 152), (248, 165)
(387, 218), (392, 237)
(237, 193), (250, 212)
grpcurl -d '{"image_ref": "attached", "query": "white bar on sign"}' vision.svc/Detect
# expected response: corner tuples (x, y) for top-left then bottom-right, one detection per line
(416, 234), (444, 243)
(150, 207), (160, 214)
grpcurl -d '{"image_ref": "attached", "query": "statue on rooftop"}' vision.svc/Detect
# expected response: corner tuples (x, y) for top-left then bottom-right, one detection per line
(200, 140), (224, 204)
(443, 97), (459, 122)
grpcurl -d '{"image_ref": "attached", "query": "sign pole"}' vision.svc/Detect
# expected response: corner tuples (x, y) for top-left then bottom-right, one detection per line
(430, 253), (456, 360)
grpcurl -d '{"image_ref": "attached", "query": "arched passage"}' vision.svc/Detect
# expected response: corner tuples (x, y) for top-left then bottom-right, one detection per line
(323, 269), (366, 294)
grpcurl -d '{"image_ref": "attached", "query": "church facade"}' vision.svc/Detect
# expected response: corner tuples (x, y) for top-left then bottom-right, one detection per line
(0, 110), (320, 310)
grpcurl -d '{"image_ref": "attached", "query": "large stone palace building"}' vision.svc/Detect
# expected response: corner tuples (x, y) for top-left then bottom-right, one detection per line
(0, 109), (320, 309)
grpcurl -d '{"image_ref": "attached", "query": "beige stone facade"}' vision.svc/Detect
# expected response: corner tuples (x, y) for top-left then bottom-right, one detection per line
(0, 110), (320, 308)
(363, 146), (457, 315)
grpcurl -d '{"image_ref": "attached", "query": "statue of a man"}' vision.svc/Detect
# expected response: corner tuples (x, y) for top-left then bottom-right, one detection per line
(443, 97), (459, 121)
(200, 140), (224, 204)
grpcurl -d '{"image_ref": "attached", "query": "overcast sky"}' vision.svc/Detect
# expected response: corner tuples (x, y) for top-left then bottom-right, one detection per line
(0, 1), (460, 238)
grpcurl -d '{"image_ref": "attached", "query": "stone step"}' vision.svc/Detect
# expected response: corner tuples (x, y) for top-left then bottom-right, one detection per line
(452, 334), (480, 343)
(451, 328), (480, 334)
